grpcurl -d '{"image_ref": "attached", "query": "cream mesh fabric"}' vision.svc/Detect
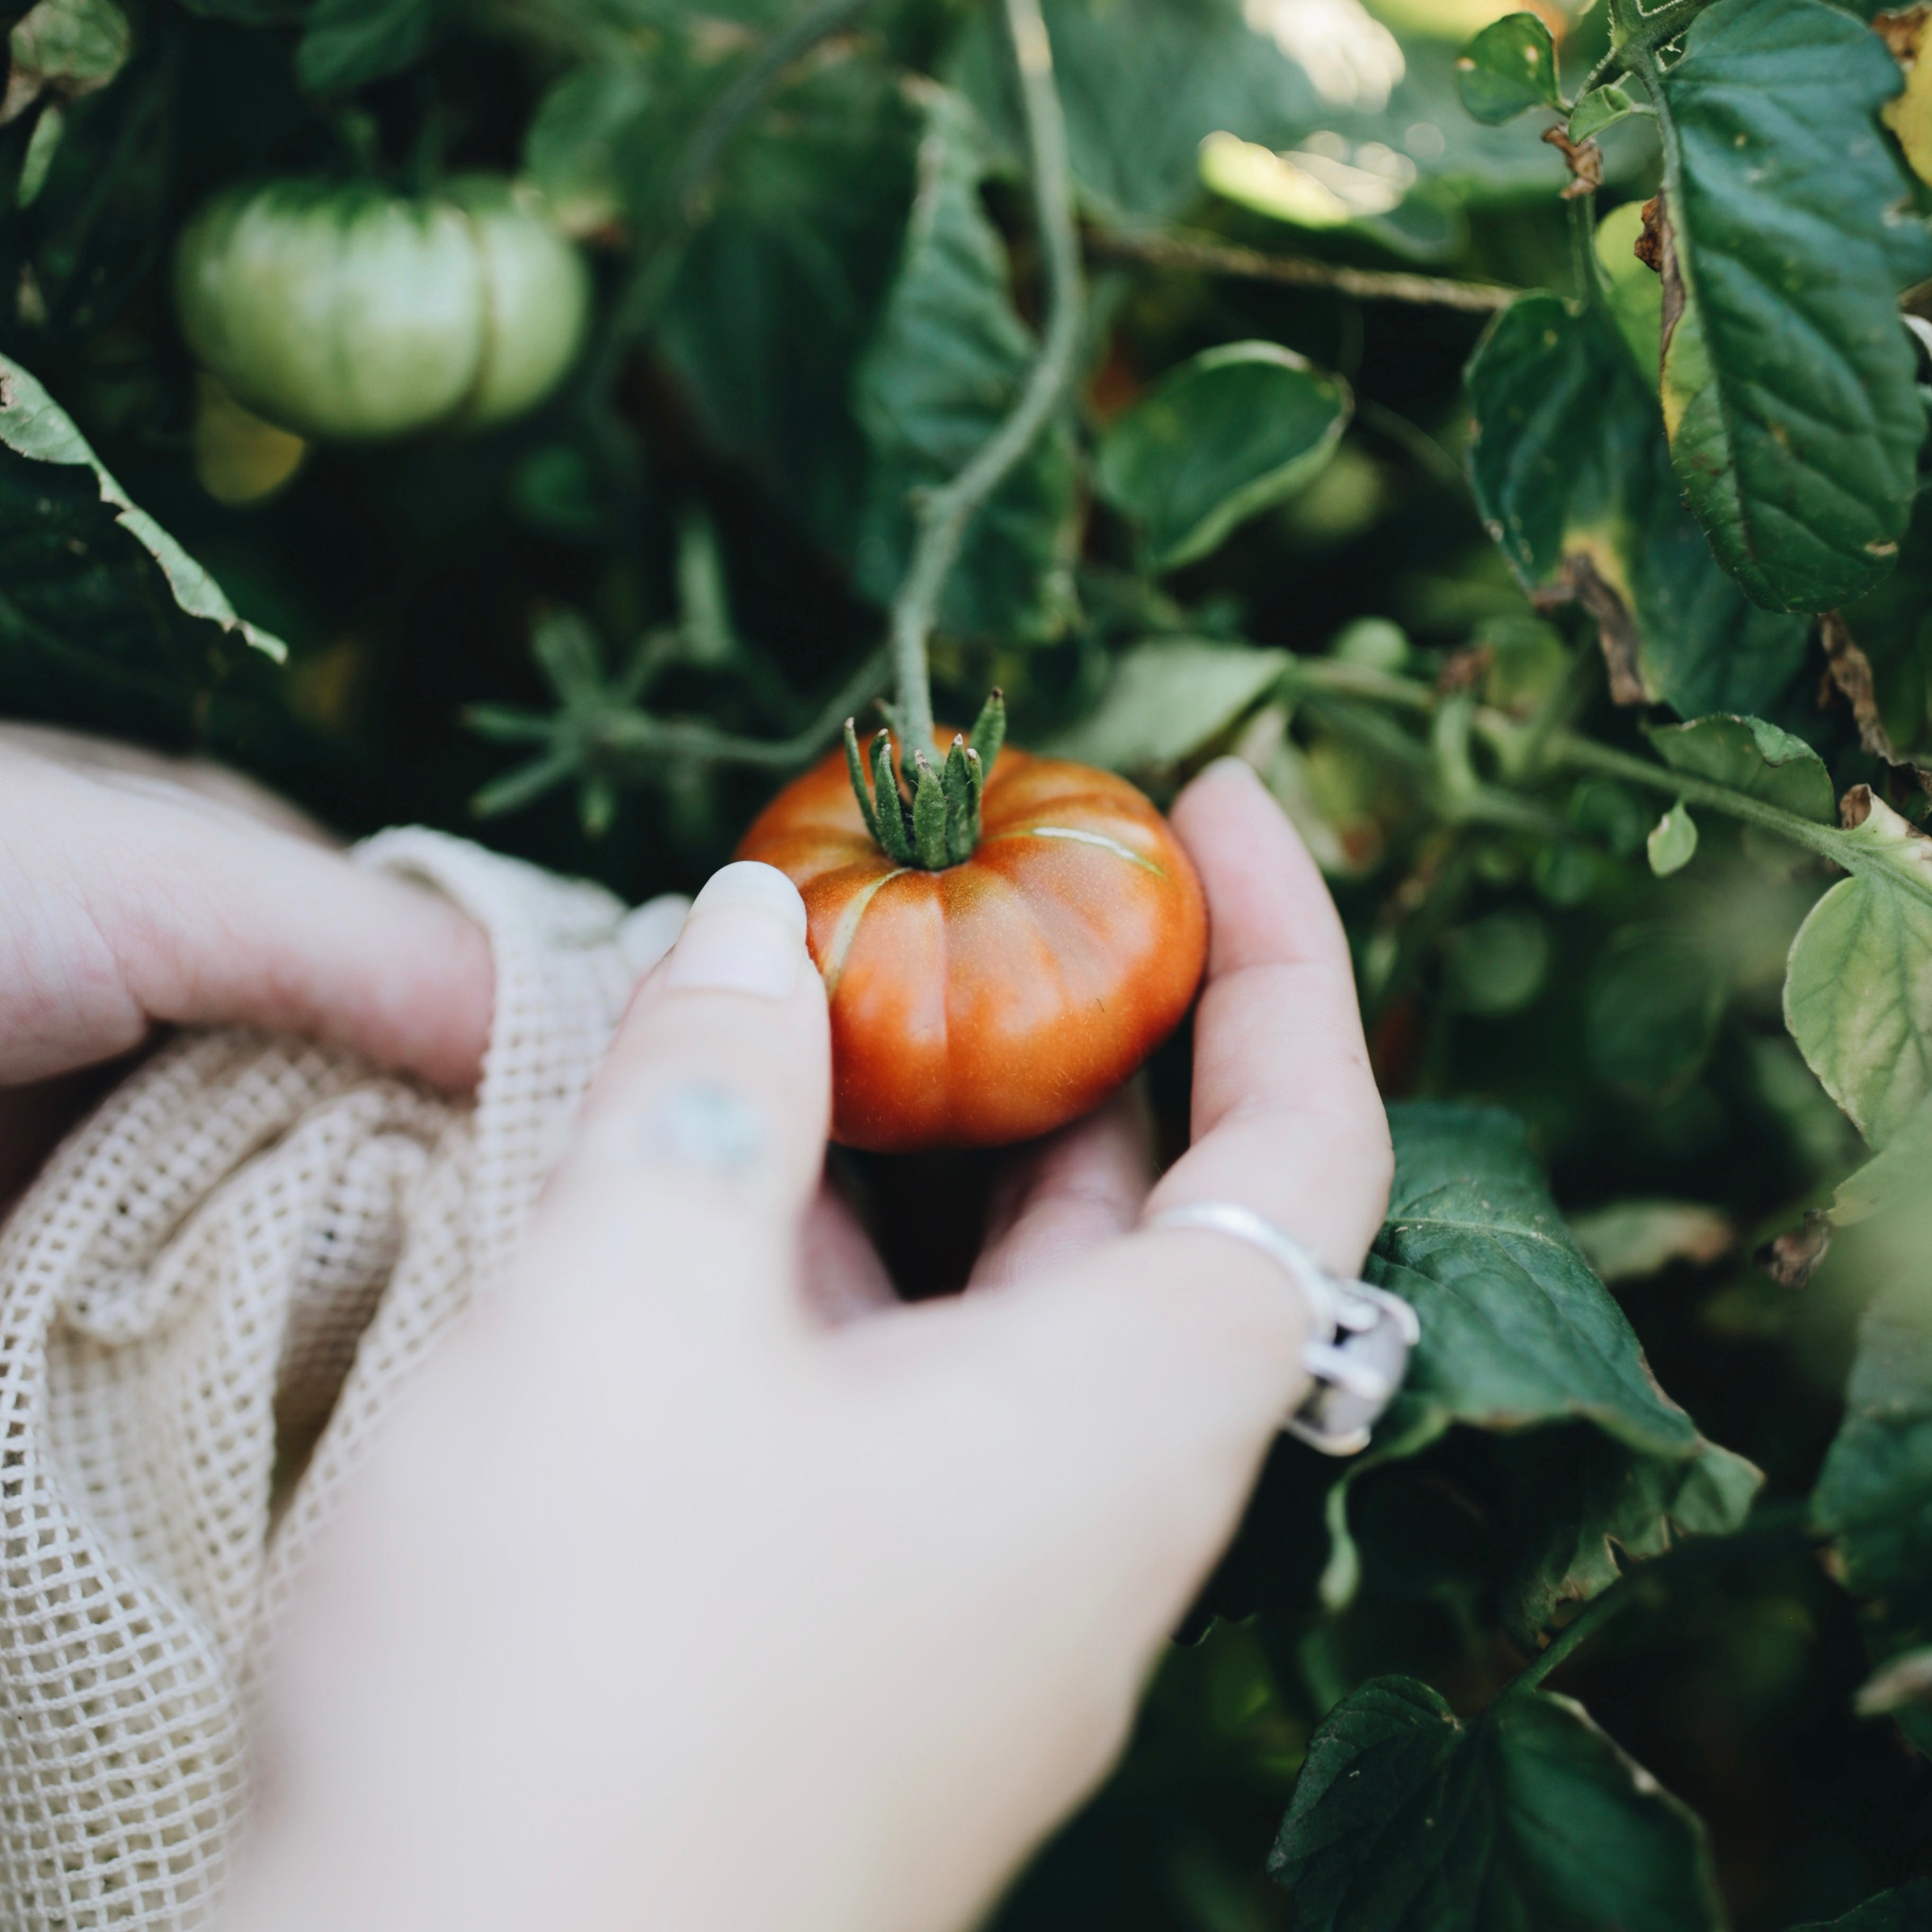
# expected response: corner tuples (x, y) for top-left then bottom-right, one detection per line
(0, 829), (652, 1929)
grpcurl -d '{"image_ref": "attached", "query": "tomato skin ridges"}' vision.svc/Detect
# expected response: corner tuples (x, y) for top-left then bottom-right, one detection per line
(820, 868), (910, 998)
(738, 730), (1205, 1151)
(987, 825), (1167, 877)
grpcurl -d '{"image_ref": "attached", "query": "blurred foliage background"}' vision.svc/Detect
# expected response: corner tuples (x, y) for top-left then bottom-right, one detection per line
(5, 0), (1932, 1923)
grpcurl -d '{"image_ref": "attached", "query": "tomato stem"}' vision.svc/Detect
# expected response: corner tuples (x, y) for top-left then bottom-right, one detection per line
(843, 691), (1006, 868)
(883, 0), (1083, 749)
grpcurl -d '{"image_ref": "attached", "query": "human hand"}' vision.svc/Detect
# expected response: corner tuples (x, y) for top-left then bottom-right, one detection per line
(0, 724), (495, 1195)
(231, 757), (1392, 1932)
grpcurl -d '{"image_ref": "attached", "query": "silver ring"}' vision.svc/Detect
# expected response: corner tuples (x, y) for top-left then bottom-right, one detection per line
(1146, 1201), (1419, 1456)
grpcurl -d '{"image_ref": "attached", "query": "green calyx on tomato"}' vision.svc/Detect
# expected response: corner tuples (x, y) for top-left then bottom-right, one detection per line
(173, 175), (591, 444)
(844, 688), (1008, 869)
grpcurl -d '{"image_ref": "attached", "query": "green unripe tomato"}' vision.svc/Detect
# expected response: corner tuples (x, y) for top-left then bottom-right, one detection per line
(173, 176), (591, 443)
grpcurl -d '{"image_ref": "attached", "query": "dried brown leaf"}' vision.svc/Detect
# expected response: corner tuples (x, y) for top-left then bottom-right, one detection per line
(1755, 1210), (1833, 1289)
(1821, 613), (1900, 762)
(1634, 195), (1664, 274)
(1874, 4), (1930, 63)
(1436, 644), (1496, 696)
(1541, 124), (1604, 201)
(1554, 553), (1648, 704)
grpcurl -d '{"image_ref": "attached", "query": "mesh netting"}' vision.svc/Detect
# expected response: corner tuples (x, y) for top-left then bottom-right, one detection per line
(0, 830), (655, 1928)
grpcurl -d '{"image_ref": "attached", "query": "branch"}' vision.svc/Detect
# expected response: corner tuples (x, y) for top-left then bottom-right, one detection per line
(466, 642), (891, 825)
(592, 643), (892, 773)
(1509, 1573), (1637, 1695)
(1273, 655), (1866, 873)
(1539, 729), (1856, 870)
(1086, 226), (1518, 315)
(1504, 1499), (1810, 1698)
(885, 0), (1084, 749)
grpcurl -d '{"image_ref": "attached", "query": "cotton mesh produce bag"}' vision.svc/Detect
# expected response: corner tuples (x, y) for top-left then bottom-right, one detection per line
(0, 828), (672, 1929)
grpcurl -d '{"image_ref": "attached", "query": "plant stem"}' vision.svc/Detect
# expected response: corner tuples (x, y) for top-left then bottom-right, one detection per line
(1512, 1574), (1638, 1694)
(1277, 657), (1434, 715)
(885, 0), (1083, 750)
(1611, 0), (1705, 54)
(1273, 656), (1863, 871)
(1629, 41), (1680, 189)
(1568, 191), (1603, 313)
(1354, 396), (1473, 501)
(1540, 730), (1855, 867)
(1086, 226), (1518, 315)
(591, 643), (891, 772)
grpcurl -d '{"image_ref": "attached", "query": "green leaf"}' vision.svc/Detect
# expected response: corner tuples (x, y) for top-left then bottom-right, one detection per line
(1795, 1884), (1932, 1932)
(1657, 0), (1932, 613)
(658, 51), (919, 562)
(3, 0), (130, 121)
(947, 0), (1321, 222)
(523, 61), (656, 239)
(1812, 1283), (1932, 1732)
(1037, 638), (1288, 774)
(1093, 342), (1350, 571)
(1356, 1104), (1760, 1640)
(1587, 927), (1725, 1103)
(1648, 801), (1698, 876)
(1830, 1089), (1932, 1231)
(1467, 293), (1809, 718)
(1595, 199), (1663, 382)
(851, 85), (1078, 643)
(0, 353), (287, 706)
(1815, 1291), (1932, 1608)
(4, 42), (172, 334)
(1569, 1200), (1735, 1284)
(1445, 909), (1550, 1016)
(297, 0), (443, 96)
(1454, 14), (1560, 128)
(1785, 790), (1932, 1145)
(1645, 713), (1837, 824)
(1570, 82), (1636, 146)
(1267, 1676), (1725, 1932)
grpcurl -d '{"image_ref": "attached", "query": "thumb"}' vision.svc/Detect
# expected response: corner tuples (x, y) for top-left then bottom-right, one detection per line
(527, 862), (831, 1338)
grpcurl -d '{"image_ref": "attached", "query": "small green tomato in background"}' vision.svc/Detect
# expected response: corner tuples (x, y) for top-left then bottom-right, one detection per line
(173, 176), (591, 443)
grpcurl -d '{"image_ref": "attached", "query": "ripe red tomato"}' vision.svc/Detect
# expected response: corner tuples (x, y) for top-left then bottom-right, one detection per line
(736, 728), (1208, 1151)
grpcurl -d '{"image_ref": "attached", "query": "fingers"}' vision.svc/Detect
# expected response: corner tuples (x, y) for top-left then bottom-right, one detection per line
(0, 721), (333, 842)
(0, 747), (494, 1090)
(904, 761), (1392, 1658)
(800, 1175), (896, 1326)
(917, 1224), (1316, 1669)
(1148, 758), (1391, 1277)
(968, 1086), (1155, 1291)
(532, 863), (830, 1336)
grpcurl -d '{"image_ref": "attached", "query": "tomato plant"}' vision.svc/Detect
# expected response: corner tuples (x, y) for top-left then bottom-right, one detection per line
(8, 0), (1932, 1924)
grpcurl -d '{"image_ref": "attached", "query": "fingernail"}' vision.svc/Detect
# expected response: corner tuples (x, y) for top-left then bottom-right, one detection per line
(661, 862), (807, 1000)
